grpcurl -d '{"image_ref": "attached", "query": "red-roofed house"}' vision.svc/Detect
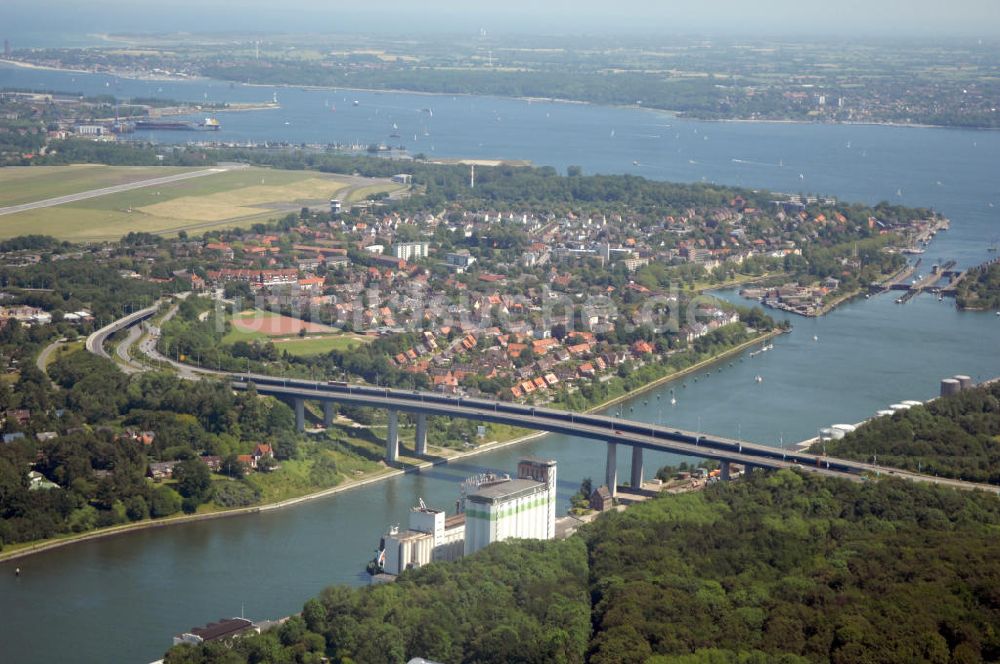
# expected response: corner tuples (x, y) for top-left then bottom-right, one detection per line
(631, 340), (655, 355)
(253, 443), (274, 464)
(531, 338), (559, 355)
(507, 343), (528, 359)
(298, 276), (326, 292)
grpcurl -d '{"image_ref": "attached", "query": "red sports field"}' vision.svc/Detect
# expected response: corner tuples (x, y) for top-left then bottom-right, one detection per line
(232, 311), (338, 336)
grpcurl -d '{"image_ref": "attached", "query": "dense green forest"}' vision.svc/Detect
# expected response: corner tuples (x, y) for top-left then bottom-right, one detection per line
(0, 256), (169, 322)
(813, 380), (1000, 484)
(955, 262), (1000, 311)
(37, 138), (214, 166)
(164, 471), (1000, 664)
(0, 352), (297, 547)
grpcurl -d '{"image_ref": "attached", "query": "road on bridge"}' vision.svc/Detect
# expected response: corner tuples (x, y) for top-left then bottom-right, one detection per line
(93, 303), (1000, 496)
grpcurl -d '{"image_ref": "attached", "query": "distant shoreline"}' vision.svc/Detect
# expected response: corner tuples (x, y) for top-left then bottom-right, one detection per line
(3, 59), (997, 132)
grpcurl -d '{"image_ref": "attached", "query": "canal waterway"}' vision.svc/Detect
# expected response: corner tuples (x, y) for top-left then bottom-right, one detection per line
(1, 63), (999, 663)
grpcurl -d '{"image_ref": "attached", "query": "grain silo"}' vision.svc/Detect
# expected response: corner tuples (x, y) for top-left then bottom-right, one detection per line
(940, 378), (961, 397)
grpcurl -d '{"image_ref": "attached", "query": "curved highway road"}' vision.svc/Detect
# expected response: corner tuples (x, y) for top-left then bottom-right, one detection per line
(85, 303), (162, 360)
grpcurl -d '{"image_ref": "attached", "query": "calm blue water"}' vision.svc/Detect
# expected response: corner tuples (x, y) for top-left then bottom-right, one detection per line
(1, 64), (999, 664)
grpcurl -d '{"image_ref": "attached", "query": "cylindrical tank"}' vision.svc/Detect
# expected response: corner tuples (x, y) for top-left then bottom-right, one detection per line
(875, 409), (895, 418)
(940, 378), (961, 397)
(954, 375), (973, 390)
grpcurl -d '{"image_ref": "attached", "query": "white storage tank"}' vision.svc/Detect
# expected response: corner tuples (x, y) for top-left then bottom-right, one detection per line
(954, 375), (973, 390)
(940, 378), (961, 397)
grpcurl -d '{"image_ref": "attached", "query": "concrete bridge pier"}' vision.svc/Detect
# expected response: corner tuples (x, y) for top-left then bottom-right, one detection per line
(294, 398), (305, 432)
(323, 402), (335, 428)
(415, 413), (427, 456)
(630, 446), (644, 489)
(606, 441), (618, 497)
(721, 460), (731, 481)
(386, 409), (399, 463)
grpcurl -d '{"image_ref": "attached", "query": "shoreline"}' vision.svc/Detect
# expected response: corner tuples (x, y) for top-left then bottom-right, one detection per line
(3, 58), (997, 132)
(584, 329), (782, 413)
(0, 329), (777, 564)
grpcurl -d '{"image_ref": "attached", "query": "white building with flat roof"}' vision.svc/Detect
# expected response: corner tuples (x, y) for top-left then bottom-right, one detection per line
(391, 242), (429, 261)
(463, 458), (557, 556)
(372, 458), (557, 577)
(381, 502), (465, 576)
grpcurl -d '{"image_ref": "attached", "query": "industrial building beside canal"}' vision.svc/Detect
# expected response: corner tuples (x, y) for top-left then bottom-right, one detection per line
(374, 457), (557, 578)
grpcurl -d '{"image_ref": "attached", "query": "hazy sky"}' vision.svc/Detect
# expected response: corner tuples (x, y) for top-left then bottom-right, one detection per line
(3, 0), (999, 41)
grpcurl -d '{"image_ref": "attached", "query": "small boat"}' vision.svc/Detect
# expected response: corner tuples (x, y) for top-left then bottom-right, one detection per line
(353, 100), (360, 106)
(754, 375), (764, 383)
(813, 335), (819, 341)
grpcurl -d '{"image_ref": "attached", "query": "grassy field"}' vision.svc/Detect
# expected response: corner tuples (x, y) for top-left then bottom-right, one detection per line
(273, 335), (366, 356)
(224, 309), (368, 356)
(0, 166), (404, 242)
(0, 164), (198, 207)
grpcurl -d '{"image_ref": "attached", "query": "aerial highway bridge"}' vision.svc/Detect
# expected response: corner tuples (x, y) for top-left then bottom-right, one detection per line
(229, 376), (995, 496)
(89, 300), (1000, 497)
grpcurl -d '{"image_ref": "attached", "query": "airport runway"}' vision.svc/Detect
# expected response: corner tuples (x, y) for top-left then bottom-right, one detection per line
(0, 166), (237, 217)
